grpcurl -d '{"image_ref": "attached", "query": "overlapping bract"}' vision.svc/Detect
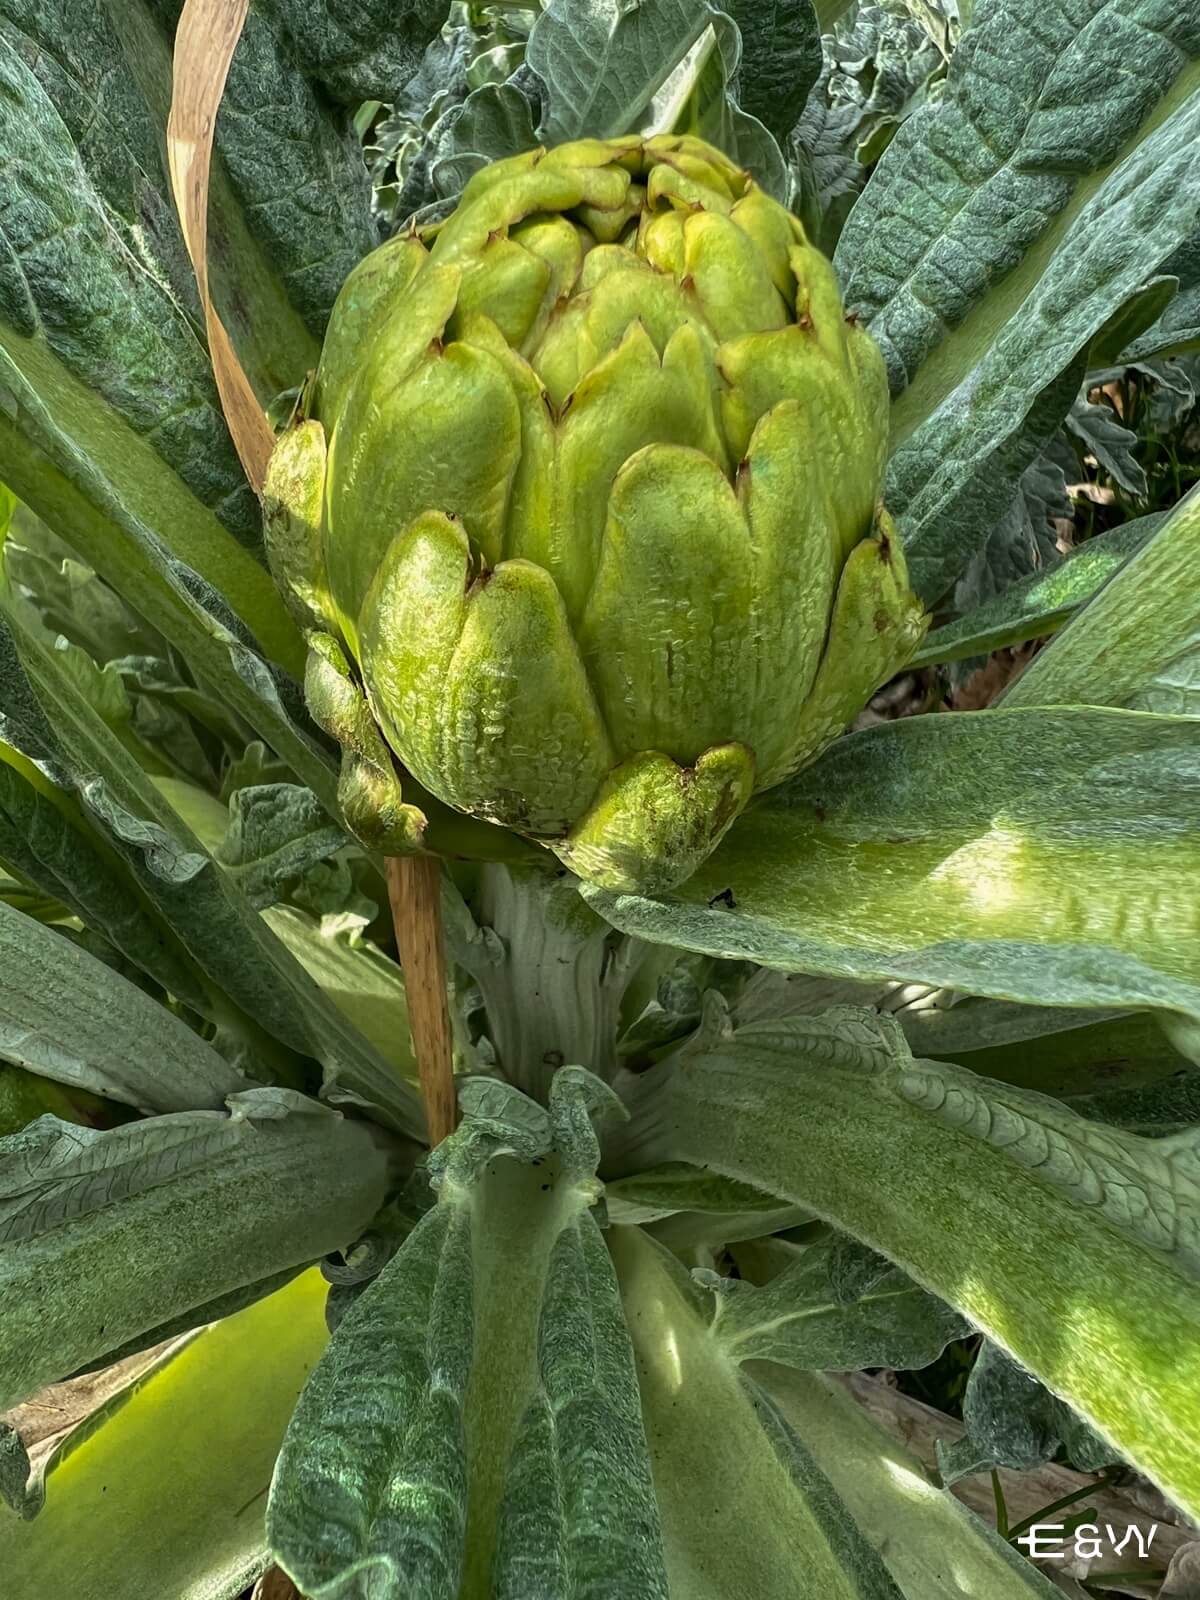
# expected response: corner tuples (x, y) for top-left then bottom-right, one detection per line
(265, 135), (925, 891)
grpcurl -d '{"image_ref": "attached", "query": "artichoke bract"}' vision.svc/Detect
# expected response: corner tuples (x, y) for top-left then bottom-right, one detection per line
(265, 134), (926, 893)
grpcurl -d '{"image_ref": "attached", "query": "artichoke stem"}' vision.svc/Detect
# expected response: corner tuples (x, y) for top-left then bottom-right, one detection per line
(385, 855), (458, 1147)
(468, 862), (647, 1102)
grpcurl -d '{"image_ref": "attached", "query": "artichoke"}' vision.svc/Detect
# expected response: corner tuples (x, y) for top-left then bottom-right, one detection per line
(265, 134), (926, 892)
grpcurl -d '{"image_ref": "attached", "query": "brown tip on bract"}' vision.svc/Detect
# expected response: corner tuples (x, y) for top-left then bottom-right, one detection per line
(429, 336), (444, 356)
(845, 310), (860, 326)
(796, 313), (814, 331)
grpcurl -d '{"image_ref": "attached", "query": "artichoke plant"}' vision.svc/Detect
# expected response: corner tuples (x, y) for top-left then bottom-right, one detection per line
(266, 134), (926, 892)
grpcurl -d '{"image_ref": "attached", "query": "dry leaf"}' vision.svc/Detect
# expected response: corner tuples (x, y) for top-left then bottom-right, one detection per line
(167, 0), (274, 491)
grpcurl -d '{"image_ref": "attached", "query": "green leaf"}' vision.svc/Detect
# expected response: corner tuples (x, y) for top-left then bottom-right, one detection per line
(0, 898), (247, 1113)
(839, 4), (1200, 421)
(0, 734), (229, 1022)
(247, 0), (449, 110)
(586, 709), (1200, 1023)
(528, 0), (714, 142)
(0, 25), (252, 543)
(759, 1366), (1065, 1599)
(611, 1226), (903, 1600)
(1068, 1069), (1200, 1136)
(217, 783), (348, 911)
(900, 1002), (1189, 1099)
(1003, 482), (1200, 713)
(637, 1009), (1200, 1518)
(0, 23), (316, 678)
(0, 1088), (394, 1410)
(725, 0), (821, 143)
(0, 0), (323, 393)
(269, 1201), (472, 1600)
(0, 396), (335, 797)
(858, 42), (1200, 599)
(1124, 229), (1200, 361)
(605, 1162), (802, 1227)
(703, 1237), (969, 1371)
(0, 1062), (79, 1137)
(958, 1342), (1119, 1477)
(662, 14), (790, 197)
(913, 514), (1162, 667)
(427, 82), (540, 196)
(0, 1270), (331, 1599)
(262, 905), (418, 1083)
(887, 67), (1200, 603)
(0, 602), (424, 1134)
(1065, 396), (1147, 497)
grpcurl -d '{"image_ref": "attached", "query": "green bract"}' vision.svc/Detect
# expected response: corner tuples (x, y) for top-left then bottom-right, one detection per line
(265, 134), (926, 892)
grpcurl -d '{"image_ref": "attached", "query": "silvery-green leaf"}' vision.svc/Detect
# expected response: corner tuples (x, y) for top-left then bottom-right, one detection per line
(0, 1088), (395, 1410)
(838, 3), (1200, 409)
(1125, 230), (1200, 360)
(217, 783), (348, 911)
(874, 66), (1200, 599)
(0, 604), (424, 1134)
(456, 1075), (552, 1156)
(914, 514), (1162, 667)
(269, 1202), (473, 1600)
(760, 1365), (1065, 1599)
(270, 1067), (663, 1600)
(586, 709), (1200, 1026)
(612, 1226), (902, 1599)
(495, 1213), (668, 1600)
(705, 1237), (969, 1371)
(634, 1008), (1200, 1517)
(548, 1063), (627, 1181)
(1004, 481), (1200, 714)
(0, 899), (246, 1113)
(65, 1265), (303, 1377)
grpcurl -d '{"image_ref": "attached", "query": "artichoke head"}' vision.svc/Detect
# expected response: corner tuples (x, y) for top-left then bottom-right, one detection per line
(265, 135), (926, 893)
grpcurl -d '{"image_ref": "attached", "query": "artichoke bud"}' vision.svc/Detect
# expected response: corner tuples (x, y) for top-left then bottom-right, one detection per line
(262, 419), (331, 633)
(305, 632), (427, 856)
(270, 134), (926, 892)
